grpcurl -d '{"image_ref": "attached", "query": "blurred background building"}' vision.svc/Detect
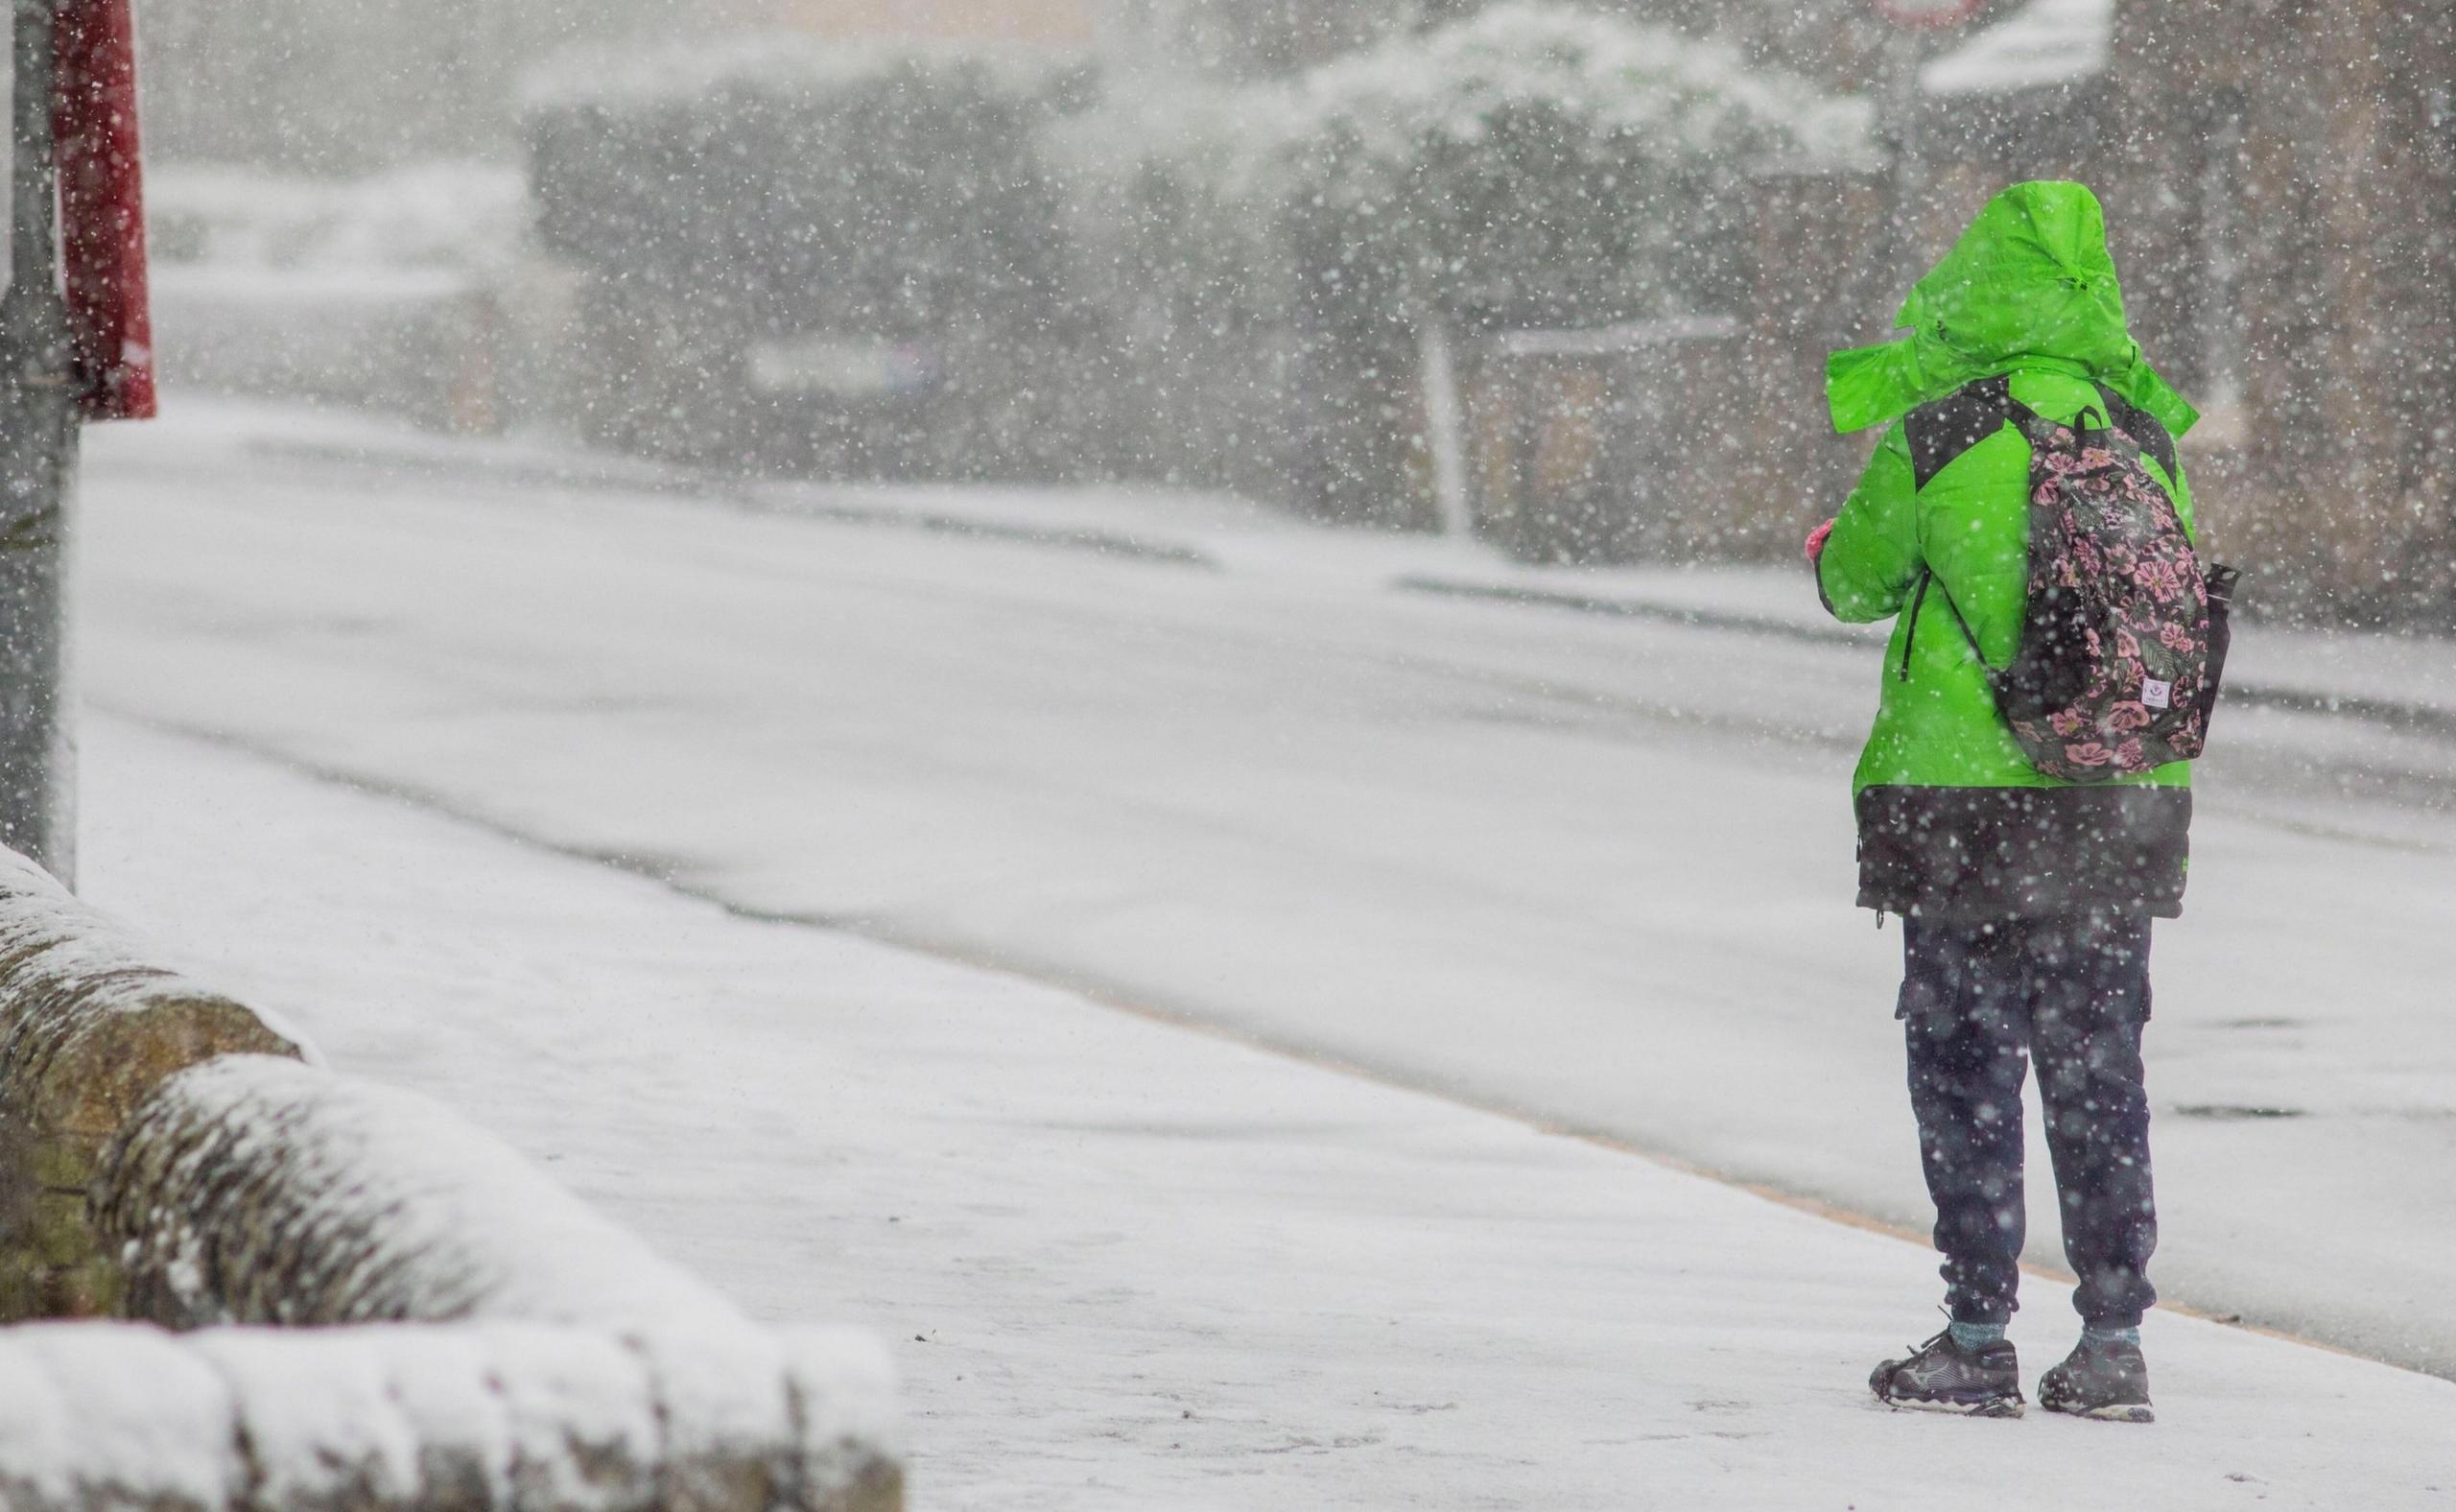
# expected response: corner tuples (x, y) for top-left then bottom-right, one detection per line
(125, 0), (2456, 624)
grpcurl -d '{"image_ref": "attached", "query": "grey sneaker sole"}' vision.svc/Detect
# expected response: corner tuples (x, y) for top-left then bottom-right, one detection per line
(2043, 1398), (2154, 1424)
(1877, 1392), (2026, 1419)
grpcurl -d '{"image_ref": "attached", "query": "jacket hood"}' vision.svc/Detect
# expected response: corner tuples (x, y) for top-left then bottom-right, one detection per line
(1827, 180), (2198, 437)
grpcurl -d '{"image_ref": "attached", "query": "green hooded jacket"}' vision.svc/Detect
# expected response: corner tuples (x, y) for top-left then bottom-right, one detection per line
(1816, 180), (2199, 796)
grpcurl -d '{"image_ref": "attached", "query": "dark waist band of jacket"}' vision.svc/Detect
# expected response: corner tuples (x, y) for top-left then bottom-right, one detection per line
(1854, 784), (2192, 920)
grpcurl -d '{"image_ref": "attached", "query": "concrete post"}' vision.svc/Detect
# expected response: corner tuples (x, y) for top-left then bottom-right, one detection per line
(1416, 314), (1475, 540)
(1881, 27), (1931, 273)
(0, 0), (79, 884)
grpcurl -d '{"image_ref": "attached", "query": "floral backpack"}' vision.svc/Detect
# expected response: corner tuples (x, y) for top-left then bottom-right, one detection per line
(1906, 376), (2238, 783)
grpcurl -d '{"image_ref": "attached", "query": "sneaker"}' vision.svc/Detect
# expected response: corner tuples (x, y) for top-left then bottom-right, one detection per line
(1869, 1328), (2024, 1417)
(2039, 1336), (2155, 1423)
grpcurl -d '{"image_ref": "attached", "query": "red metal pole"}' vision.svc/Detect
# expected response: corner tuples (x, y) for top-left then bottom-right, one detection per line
(51, 0), (154, 421)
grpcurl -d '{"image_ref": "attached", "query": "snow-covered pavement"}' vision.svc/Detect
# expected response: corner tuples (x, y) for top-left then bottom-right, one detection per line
(81, 715), (2456, 1510)
(76, 400), (2456, 1380)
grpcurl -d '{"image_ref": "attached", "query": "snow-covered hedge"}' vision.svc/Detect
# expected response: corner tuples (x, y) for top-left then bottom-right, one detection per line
(517, 7), (1873, 519)
(1059, 2), (1872, 338)
(1046, 3), (1875, 522)
(1240, 1), (1872, 324)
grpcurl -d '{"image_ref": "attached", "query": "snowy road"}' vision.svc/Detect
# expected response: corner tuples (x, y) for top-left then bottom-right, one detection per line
(80, 716), (2456, 1511)
(79, 402), (2456, 1377)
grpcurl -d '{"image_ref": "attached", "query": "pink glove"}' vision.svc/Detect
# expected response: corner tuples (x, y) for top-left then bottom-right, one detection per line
(1804, 518), (1835, 562)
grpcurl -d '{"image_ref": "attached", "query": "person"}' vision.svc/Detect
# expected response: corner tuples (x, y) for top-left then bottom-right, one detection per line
(1808, 181), (2205, 1423)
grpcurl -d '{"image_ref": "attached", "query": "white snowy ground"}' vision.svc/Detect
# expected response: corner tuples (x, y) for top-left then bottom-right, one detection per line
(75, 399), (2456, 1385)
(81, 715), (2456, 1510)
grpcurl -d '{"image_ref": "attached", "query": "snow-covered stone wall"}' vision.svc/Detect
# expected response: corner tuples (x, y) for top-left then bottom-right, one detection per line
(0, 1325), (893, 1512)
(96, 1055), (744, 1332)
(0, 851), (901, 1510)
(0, 1319), (899, 1512)
(0, 850), (309, 1319)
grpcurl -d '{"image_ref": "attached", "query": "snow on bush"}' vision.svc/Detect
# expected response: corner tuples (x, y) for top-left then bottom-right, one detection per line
(1234, 0), (1874, 323)
(515, 7), (1873, 503)
(1040, 3), (1876, 519)
(1059, 2), (1873, 333)
(521, 6), (1868, 332)
(1251, 2), (1868, 201)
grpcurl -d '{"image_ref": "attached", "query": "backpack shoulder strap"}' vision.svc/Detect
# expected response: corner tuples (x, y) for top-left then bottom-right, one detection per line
(2091, 383), (2179, 482)
(1903, 376), (2018, 491)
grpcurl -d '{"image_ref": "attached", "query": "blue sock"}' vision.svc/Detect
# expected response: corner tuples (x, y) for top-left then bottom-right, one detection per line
(1948, 1320), (2006, 1350)
(2084, 1324), (2142, 1348)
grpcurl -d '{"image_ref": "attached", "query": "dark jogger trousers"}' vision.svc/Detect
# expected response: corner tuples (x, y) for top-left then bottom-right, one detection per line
(1898, 913), (2158, 1329)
